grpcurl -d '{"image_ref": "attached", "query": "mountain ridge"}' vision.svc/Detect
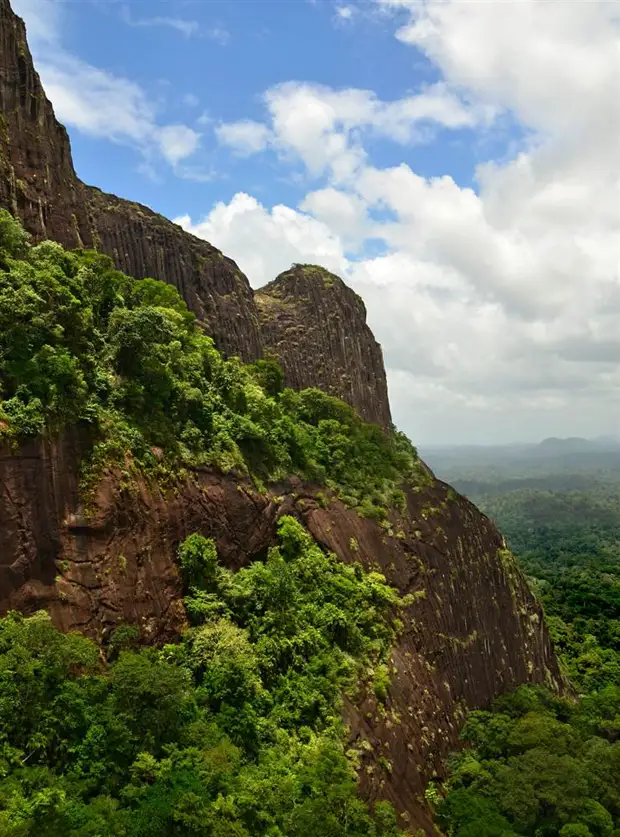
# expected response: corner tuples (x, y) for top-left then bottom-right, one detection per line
(0, 0), (392, 429)
(0, 2), (566, 832)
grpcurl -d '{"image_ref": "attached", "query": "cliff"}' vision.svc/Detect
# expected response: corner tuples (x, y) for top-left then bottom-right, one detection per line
(0, 0), (260, 360)
(0, 432), (563, 835)
(0, 0), (392, 426)
(256, 265), (392, 428)
(0, 1), (566, 832)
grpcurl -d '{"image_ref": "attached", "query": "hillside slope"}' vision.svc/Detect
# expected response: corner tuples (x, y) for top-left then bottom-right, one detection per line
(0, 222), (564, 833)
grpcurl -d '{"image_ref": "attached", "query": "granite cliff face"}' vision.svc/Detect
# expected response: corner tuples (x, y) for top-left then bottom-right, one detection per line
(0, 1), (566, 832)
(0, 432), (563, 835)
(0, 0), (256, 360)
(0, 0), (392, 426)
(256, 265), (392, 428)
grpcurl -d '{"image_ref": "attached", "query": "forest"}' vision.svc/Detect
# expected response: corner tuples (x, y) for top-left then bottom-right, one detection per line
(0, 211), (414, 835)
(1, 210), (619, 835)
(0, 516), (405, 836)
(430, 453), (620, 836)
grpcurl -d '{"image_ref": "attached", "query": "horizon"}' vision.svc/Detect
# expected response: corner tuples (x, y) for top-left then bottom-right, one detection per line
(10, 0), (620, 446)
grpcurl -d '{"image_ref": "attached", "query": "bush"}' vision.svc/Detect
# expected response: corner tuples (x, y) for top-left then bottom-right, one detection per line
(0, 519), (406, 836)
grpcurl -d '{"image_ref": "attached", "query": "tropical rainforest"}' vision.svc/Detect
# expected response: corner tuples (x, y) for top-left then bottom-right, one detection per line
(1, 208), (620, 836)
(0, 210), (416, 836)
(430, 453), (620, 837)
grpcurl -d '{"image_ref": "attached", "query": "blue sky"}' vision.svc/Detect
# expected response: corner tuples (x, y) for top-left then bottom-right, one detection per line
(31, 0), (500, 223)
(13, 0), (620, 445)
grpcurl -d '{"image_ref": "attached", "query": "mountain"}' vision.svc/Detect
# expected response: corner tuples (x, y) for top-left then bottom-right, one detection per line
(0, 0), (390, 429)
(0, 1), (564, 832)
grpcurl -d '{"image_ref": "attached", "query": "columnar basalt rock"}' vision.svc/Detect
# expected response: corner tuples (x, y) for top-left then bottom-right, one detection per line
(256, 265), (392, 429)
(0, 0), (262, 360)
(0, 0), (394, 421)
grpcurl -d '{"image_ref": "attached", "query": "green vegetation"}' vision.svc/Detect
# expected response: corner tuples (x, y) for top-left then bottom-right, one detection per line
(478, 488), (620, 694)
(0, 516), (404, 836)
(435, 686), (620, 837)
(431, 456), (620, 836)
(0, 210), (423, 514)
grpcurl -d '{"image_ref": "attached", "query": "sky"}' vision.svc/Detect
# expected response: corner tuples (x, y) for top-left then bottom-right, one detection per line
(11, 0), (620, 446)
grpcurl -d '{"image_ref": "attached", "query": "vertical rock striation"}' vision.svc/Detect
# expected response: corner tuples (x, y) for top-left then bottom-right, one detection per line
(0, 0), (262, 360)
(0, 0), (394, 421)
(256, 265), (392, 429)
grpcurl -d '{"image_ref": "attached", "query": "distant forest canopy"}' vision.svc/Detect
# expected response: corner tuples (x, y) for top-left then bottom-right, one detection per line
(421, 438), (620, 495)
(428, 444), (620, 837)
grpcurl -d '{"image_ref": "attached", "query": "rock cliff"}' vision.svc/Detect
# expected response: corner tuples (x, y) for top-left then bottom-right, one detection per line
(0, 0), (259, 360)
(256, 265), (392, 428)
(0, 432), (563, 835)
(0, 0), (392, 426)
(0, 1), (566, 832)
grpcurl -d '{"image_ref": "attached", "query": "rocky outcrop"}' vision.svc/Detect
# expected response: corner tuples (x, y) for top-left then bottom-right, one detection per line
(0, 0), (261, 359)
(256, 265), (392, 428)
(0, 0), (392, 424)
(0, 432), (563, 834)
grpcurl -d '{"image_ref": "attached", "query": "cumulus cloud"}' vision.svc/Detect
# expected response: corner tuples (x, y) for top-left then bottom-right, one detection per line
(214, 80), (490, 182)
(15, 0), (202, 172)
(334, 5), (356, 22)
(156, 125), (201, 166)
(175, 193), (348, 286)
(215, 121), (272, 156)
(180, 0), (620, 443)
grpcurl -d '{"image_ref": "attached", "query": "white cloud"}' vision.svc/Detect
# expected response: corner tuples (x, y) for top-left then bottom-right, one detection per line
(207, 26), (231, 46)
(183, 93), (200, 108)
(119, 6), (201, 38)
(15, 1), (202, 172)
(214, 80), (488, 184)
(39, 55), (156, 145)
(11, 0), (61, 43)
(118, 6), (230, 43)
(174, 193), (348, 287)
(299, 188), (369, 245)
(179, 0), (620, 443)
(215, 121), (273, 156)
(156, 124), (201, 166)
(335, 5), (355, 21)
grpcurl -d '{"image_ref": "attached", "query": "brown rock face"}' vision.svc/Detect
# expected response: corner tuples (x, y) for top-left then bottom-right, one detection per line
(257, 265), (392, 428)
(0, 433), (564, 834)
(0, 0), (261, 360)
(0, 0), (394, 421)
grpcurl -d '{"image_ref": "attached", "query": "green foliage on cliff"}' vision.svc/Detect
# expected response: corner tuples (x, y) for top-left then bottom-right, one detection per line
(0, 210), (422, 512)
(0, 517), (403, 837)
